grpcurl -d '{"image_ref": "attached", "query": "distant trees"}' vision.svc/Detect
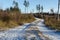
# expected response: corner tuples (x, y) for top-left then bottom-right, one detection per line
(23, 0), (29, 13)
(36, 4), (40, 13)
(13, 1), (18, 8)
(36, 4), (43, 13)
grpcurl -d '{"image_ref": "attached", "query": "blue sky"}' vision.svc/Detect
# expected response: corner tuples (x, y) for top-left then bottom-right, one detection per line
(0, 0), (58, 13)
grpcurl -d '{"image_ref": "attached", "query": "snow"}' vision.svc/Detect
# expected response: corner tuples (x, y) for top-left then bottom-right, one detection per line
(36, 19), (60, 40)
(0, 18), (60, 40)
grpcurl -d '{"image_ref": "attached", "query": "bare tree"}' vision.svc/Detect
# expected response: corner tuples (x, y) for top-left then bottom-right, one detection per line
(36, 4), (40, 13)
(23, 0), (29, 13)
(58, 0), (60, 21)
(41, 6), (43, 18)
(41, 6), (43, 13)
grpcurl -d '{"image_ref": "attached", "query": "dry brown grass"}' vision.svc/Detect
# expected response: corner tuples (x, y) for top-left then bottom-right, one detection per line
(44, 16), (60, 30)
(0, 8), (35, 31)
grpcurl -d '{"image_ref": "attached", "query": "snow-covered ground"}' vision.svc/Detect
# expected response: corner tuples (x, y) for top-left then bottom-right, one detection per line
(0, 18), (60, 40)
(34, 18), (60, 40)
